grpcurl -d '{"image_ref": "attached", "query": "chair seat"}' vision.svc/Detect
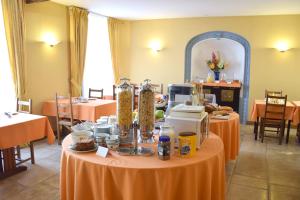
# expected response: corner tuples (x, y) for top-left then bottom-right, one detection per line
(263, 120), (283, 128)
(58, 120), (73, 126)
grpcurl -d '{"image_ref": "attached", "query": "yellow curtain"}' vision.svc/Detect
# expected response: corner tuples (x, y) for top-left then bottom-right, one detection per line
(1, 0), (26, 98)
(68, 6), (88, 97)
(108, 17), (122, 84)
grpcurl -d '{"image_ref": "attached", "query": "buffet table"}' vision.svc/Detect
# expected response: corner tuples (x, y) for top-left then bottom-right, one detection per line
(0, 113), (55, 179)
(250, 100), (295, 143)
(60, 133), (225, 200)
(209, 112), (240, 162)
(42, 99), (116, 122)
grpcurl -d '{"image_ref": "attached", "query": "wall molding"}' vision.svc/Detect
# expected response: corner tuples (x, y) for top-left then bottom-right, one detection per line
(184, 31), (251, 124)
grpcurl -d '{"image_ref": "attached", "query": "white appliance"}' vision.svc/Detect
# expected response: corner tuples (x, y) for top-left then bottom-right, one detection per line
(165, 112), (208, 149)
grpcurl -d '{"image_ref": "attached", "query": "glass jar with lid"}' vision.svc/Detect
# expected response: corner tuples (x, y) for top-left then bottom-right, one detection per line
(116, 78), (133, 138)
(138, 79), (155, 143)
(159, 124), (175, 155)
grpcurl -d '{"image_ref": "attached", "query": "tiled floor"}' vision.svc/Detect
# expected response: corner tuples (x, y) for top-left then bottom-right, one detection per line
(1, 125), (300, 200)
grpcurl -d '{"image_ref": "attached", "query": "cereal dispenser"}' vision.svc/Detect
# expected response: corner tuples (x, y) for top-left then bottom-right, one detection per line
(116, 78), (133, 138)
(138, 79), (155, 143)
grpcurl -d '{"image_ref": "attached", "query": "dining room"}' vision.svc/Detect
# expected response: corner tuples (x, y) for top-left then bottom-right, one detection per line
(0, 0), (300, 200)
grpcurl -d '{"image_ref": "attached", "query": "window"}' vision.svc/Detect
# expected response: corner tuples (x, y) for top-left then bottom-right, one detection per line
(0, 2), (16, 112)
(82, 13), (114, 98)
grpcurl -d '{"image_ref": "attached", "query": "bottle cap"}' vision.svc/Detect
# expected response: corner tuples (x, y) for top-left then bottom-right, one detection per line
(159, 135), (170, 142)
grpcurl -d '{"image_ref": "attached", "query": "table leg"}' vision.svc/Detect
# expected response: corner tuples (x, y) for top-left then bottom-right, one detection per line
(0, 147), (27, 180)
(286, 120), (291, 144)
(254, 117), (259, 140)
(297, 124), (300, 143)
(0, 150), (3, 172)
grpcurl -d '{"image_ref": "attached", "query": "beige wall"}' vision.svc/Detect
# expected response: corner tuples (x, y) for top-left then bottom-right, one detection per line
(25, 2), (69, 114)
(122, 15), (300, 119)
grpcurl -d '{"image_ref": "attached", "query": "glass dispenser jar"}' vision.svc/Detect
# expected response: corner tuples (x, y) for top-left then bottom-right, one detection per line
(138, 79), (155, 143)
(117, 78), (133, 138)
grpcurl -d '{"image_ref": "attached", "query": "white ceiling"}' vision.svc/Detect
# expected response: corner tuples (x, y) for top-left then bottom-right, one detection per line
(51, 0), (300, 20)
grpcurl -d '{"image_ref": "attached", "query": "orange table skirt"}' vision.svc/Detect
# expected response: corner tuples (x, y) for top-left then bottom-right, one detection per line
(60, 133), (225, 200)
(0, 113), (55, 149)
(42, 99), (116, 122)
(250, 100), (295, 121)
(209, 112), (240, 163)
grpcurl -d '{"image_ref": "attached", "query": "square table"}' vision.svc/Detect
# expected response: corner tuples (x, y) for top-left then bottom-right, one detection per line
(42, 99), (116, 122)
(0, 113), (55, 179)
(250, 100), (296, 143)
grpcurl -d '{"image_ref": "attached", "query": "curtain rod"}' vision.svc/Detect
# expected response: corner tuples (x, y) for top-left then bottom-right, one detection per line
(89, 10), (108, 18)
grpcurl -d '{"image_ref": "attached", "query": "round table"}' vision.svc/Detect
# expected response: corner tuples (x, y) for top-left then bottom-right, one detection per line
(209, 112), (240, 162)
(60, 133), (225, 200)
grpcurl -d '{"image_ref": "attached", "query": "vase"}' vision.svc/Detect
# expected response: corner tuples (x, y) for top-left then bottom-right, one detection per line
(214, 71), (220, 81)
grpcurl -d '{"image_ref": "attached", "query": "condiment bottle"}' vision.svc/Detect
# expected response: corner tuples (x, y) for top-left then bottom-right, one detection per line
(159, 124), (175, 155)
(158, 135), (171, 160)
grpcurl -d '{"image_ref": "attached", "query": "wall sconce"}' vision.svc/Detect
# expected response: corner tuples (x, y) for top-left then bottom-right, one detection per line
(275, 41), (289, 52)
(42, 32), (60, 47)
(149, 40), (163, 53)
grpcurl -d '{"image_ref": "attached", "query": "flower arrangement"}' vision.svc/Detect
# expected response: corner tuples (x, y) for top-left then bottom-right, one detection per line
(206, 51), (225, 72)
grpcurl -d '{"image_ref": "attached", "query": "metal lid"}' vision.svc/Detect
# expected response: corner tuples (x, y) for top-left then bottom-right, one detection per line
(118, 78), (132, 89)
(141, 79), (153, 91)
(179, 132), (196, 137)
(159, 135), (170, 142)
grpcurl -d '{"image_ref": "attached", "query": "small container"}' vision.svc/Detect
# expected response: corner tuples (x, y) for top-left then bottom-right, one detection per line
(159, 124), (175, 155)
(94, 133), (109, 147)
(178, 132), (196, 158)
(157, 135), (171, 160)
(105, 135), (120, 150)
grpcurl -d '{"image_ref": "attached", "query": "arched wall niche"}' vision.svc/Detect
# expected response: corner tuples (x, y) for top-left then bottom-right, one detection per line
(184, 31), (250, 124)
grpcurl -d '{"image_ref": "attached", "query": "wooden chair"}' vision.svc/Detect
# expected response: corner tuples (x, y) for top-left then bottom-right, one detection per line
(259, 95), (287, 144)
(16, 98), (32, 114)
(16, 98), (35, 164)
(55, 93), (77, 145)
(88, 88), (104, 99)
(112, 85), (117, 100)
(132, 84), (140, 110)
(265, 90), (282, 98)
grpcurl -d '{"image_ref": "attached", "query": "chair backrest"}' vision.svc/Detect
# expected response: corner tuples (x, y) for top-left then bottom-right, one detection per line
(132, 84), (140, 110)
(265, 90), (282, 98)
(152, 83), (164, 94)
(264, 94), (287, 121)
(113, 85), (117, 100)
(16, 98), (32, 114)
(89, 88), (104, 99)
(55, 93), (74, 126)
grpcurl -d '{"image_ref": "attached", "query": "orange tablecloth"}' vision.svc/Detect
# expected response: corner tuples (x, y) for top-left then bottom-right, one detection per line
(209, 112), (240, 162)
(292, 101), (300, 125)
(0, 113), (55, 149)
(250, 100), (295, 121)
(60, 133), (225, 200)
(42, 99), (116, 122)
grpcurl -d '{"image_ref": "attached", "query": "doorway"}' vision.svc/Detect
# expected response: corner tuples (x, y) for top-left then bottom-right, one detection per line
(184, 31), (250, 124)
